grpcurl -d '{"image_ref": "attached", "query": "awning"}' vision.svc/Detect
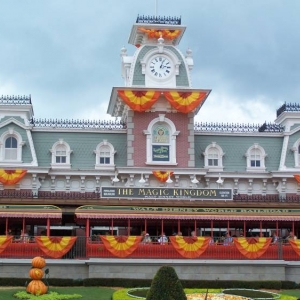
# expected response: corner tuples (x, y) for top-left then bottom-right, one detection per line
(0, 205), (62, 219)
(75, 205), (300, 222)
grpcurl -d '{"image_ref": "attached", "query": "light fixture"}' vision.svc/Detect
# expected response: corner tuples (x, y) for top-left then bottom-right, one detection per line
(191, 175), (199, 184)
(139, 174), (146, 184)
(112, 172), (119, 183)
(166, 172), (173, 184)
(216, 174), (223, 187)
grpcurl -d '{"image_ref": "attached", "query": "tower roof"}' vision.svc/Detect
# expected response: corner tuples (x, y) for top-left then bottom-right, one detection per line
(128, 15), (186, 47)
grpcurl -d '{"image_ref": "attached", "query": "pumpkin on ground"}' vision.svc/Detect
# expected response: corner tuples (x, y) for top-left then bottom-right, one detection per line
(26, 279), (48, 295)
(29, 268), (44, 280)
(31, 256), (46, 269)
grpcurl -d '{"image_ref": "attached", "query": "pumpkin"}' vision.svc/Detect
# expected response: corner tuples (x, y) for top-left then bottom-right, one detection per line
(26, 280), (48, 295)
(31, 256), (46, 269)
(29, 268), (44, 280)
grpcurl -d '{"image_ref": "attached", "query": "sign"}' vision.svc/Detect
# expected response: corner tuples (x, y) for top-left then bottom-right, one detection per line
(152, 145), (169, 161)
(101, 187), (232, 200)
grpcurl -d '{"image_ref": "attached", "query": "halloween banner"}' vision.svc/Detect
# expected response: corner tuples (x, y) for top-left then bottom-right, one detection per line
(0, 169), (27, 185)
(138, 28), (181, 40)
(164, 91), (208, 113)
(117, 90), (160, 112)
(152, 171), (174, 182)
(233, 237), (271, 259)
(288, 239), (300, 256)
(169, 236), (210, 258)
(0, 235), (13, 254)
(35, 236), (77, 259)
(100, 235), (142, 258)
(293, 174), (300, 184)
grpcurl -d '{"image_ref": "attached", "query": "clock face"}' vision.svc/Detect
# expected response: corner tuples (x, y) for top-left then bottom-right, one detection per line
(149, 56), (172, 79)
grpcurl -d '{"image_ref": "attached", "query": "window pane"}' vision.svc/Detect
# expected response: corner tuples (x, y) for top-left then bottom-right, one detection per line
(5, 149), (17, 160)
(5, 137), (17, 148)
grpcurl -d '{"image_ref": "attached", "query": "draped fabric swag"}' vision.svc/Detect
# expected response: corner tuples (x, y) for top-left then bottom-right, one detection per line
(0, 169), (27, 185)
(233, 237), (272, 259)
(152, 171), (174, 182)
(117, 90), (208, 113)
(100, 235), (142, 258)
(169, 236), (210, 258)
(35, 236), (77, 259)
(0, 236), (13, 254)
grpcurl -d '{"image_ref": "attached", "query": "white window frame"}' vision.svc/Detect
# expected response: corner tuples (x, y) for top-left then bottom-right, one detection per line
(291, 139), (300, 167)
(94, 140), (116, 170)
(143, 114), (179, 165)
(50, 139), (72, 169)
(245, 143), (267, 172)
(203, 142), (224, 172)
(0, 128), (25, 163)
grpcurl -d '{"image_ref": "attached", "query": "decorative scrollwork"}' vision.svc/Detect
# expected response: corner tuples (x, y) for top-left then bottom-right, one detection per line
(30, 118), (127, 130)
(277, 102), (300, 117)
(136, 15), (181, 25)
(0, 95), (31, 105)
(194, 122), (283, 133)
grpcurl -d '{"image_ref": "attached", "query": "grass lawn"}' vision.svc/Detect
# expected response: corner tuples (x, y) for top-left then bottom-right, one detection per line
(0, 287), (299, 300)
(0, 286), (115, 300)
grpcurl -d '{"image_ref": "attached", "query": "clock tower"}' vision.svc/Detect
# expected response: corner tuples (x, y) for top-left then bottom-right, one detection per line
(107, 15), (210, 171)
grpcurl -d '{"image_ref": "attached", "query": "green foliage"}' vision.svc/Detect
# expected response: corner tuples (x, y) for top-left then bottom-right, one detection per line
(13, 291), (82, 300)
(146, 265), (187, 300)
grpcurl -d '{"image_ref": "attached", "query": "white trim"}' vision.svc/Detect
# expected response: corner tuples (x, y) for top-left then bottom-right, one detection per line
(94, 140), (116, 170)
(245, 143), (267, 172)
(50, 139), (72, 169)
(0, 128), (25, 163)
(203, 142), (224, 172)
(144, 114), (179, 165)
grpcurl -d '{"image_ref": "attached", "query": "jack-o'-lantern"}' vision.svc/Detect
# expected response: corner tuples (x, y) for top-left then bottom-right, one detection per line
(31, 256), (46, 269)
(26, 279), (48, 295)
(29, 268), (44, 280)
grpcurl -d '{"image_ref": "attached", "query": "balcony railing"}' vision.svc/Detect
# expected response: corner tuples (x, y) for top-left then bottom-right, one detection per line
(0, 236), (298, 261)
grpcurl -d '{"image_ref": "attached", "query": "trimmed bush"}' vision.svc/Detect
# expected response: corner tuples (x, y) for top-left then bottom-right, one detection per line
(146, 265), (186, 300)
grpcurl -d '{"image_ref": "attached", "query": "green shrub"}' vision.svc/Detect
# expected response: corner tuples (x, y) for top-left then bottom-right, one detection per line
(146, 265), (186, 300)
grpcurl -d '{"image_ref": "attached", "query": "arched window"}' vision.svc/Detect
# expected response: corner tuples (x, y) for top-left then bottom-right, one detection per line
(94, 140), (116, 170)
(50, 139), (72, 169)
(5, 137), (18, 160)
(0, 129), (25, 163)
(291, 139), (300, 167)
(245, 143), (267, 172)
(143, 114), (179, 165)
(203, 142), (224, 171)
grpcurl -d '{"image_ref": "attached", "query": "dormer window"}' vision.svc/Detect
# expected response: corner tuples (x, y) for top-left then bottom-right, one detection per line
(245, 144), (267, 172)
(50, 139), (72, 169)
(0, 129), (25, 163)
(203, 142), (224, 171)
(291, 139), (300, 167)
(94, 140), (116, 170)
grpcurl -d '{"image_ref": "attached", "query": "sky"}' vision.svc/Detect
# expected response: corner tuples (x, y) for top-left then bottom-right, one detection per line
(0, 0), (299, 125)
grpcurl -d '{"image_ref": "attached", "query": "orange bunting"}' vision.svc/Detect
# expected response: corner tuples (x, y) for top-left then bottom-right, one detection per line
(152, 171), (174, 182)
(100, 235), (142, 258)
(233, 237), (271, 259)
(0, 169), (27, 185)
(164, 91), (208, 113)
(288, 239), (300, 256)
(35, 236), (77, 259)
(138, 28), (181, 40)
(294, 175), (300, 184)
(169, 236), (210, 258)
(117, 90), (161, 112)
(0, 235), (13, 254)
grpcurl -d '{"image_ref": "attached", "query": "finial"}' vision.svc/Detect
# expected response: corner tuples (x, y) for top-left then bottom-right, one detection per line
(120, 46), (127, 57)
(186, 48), (193, 58)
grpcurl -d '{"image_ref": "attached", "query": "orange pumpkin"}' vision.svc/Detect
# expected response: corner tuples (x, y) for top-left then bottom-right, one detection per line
(31, 256), (46, 269)
(26, 280), (48, 295)
(29, 268), (44, 280)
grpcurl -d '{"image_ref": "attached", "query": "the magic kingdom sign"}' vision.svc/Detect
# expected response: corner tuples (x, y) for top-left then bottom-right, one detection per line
(101, 187), (233, 200)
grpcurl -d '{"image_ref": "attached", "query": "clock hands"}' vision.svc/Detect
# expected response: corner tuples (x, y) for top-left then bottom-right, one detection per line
(160, 59), (166, 69)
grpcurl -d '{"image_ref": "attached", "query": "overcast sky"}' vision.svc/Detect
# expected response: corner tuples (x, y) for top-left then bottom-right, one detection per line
(0, 0), (299, 125)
